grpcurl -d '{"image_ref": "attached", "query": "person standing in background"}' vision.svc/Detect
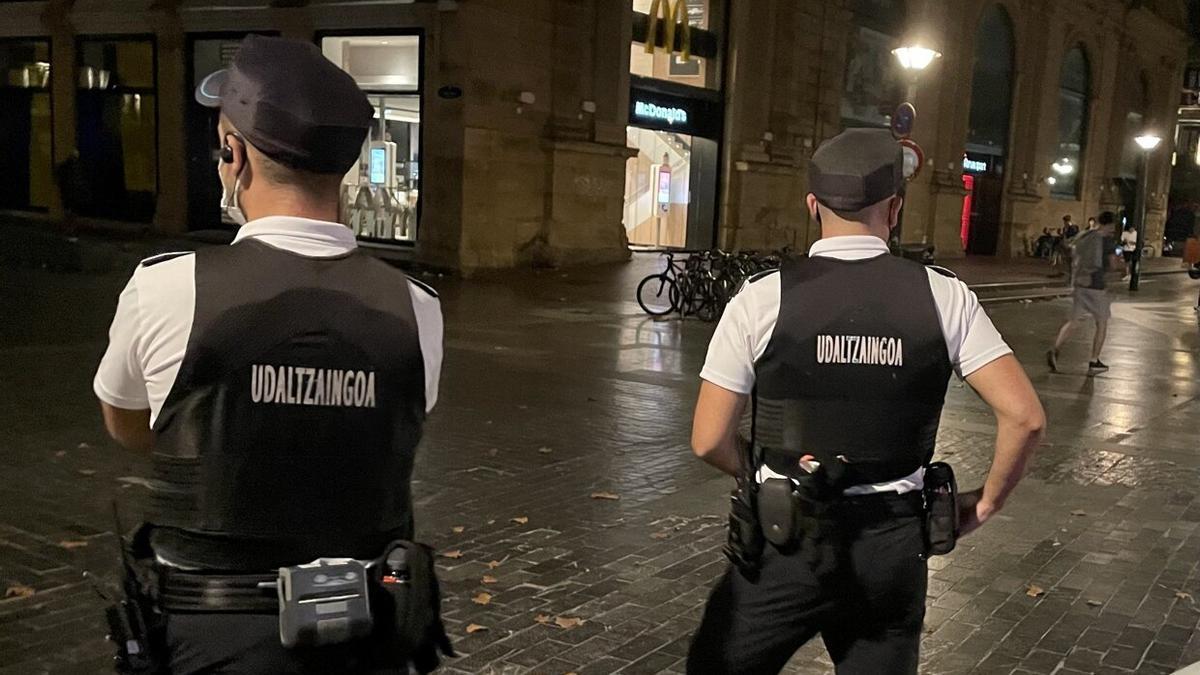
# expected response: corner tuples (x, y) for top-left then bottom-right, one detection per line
(1120, 223), (1138, 281)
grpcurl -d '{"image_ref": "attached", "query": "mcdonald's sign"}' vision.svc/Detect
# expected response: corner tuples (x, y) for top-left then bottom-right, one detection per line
(643, 0), (692, 61)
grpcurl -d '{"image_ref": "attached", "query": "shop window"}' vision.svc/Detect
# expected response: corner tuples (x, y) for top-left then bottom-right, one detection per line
(1051, 46), (1090, 200)
(76, 38), (158, 222)
(630, 0), (722, 89)
(321, 35), (421, 243)
(0, 39), (52, 212)
(841, 0), (906, 129)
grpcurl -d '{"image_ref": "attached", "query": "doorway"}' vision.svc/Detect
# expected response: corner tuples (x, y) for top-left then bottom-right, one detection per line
(623, 127), (717, 249)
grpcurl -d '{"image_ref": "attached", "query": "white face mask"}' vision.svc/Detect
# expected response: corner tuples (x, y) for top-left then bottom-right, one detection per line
(218, 161), (247, 226)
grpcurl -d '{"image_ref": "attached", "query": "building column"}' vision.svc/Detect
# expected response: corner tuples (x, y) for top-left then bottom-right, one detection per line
(152, 3), (187, 233)
(43, 0), (76, 222)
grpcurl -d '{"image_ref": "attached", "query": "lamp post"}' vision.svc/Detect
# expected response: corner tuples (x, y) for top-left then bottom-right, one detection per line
(1128, 133), (1162, 291)
(890, 45), (941, 252)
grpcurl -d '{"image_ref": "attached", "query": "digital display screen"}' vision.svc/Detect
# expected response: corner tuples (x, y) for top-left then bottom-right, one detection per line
(369, 147), (387, 185)
(657, 169), (671, 205)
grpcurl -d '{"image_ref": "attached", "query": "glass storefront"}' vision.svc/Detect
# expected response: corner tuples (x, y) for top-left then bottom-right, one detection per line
(76, 38), (158, 222)
(321, 35), (421, 244)
(0, 40), (52, 212)
(624, 127), (692, 247)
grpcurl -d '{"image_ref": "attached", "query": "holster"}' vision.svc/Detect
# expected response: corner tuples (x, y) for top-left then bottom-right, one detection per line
(923, 462), (959, 556)
(105, 524), (168, 674)
(722, 471), (764, 582)
(368, 540), (456, 674)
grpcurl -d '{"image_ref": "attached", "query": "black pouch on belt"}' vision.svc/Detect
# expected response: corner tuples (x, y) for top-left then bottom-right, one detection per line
(369, 540), (455, 674)
(923, 462), (959, 556)
(758, 477), (800, 548)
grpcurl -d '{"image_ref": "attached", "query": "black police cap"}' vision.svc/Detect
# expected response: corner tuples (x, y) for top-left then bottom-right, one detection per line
(808, 128), (904, 213)
(195, 35), (374, 175)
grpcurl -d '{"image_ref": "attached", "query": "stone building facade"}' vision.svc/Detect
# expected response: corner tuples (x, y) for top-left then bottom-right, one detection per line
(0, 0), (1188, 271)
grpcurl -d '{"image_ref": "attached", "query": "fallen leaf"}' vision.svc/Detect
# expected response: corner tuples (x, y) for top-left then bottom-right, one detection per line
(538, 447), (553, 454)
(554, 616), (584, 629)
(440, 550), (464, 560)
(1026, 584), (1045, 598)
(77, 442), (91, 449)
(1176, 591), (1194, 603)
(482, 575), (498, 585)
(511, 516), (529, 525)
(590, 492), (620, 501)
(465, 623), (488, 634)
(487, 448), (499, 457)
(78, 469), (96, 477)
(472, 592), (492, 606)
(1086, 600), (1103, 607)
(535, 614), (552, 625)
(4, 585), (34, 599)
(486, 560), (502, 569)
(58, 540), (88, 550)
(487, 519), (496, 525)
(1070, 510), (1087, 517)
(451, 526), (465, 534)
(54, 451), (66, 458)
(650, 532), (669, 540)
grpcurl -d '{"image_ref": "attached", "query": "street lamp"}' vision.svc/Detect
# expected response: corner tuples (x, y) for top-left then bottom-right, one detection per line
(892, 46), (942, 101)
(889, 45), (942, 252)
(1129, 132), (1163, 291)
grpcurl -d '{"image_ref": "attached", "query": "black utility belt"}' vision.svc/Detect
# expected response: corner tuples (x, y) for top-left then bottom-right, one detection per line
(754, 461), (959, 556)
(154, 539), (454, 664)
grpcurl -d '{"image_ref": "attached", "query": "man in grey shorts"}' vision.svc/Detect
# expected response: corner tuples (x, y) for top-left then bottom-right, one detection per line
(1048, 212), (1115, 373)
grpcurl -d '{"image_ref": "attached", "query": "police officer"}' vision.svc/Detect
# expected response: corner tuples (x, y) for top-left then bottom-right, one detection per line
(686, 129), (1046, 674)
(93, 36), (446, 673)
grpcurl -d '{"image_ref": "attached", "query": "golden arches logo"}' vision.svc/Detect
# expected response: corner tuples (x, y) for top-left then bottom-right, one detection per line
(644, 0), (692, 61)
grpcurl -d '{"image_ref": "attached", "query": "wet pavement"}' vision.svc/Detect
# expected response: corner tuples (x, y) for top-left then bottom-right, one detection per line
(1, 247), (1200, 674)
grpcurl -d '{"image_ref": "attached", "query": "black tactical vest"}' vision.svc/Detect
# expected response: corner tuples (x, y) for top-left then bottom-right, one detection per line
(146, 240), (428, 571)
(754, 253), (952, 485)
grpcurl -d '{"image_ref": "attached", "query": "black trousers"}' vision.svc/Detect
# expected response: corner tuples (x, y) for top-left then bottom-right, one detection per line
(164, 613), (403, 675)
(687, 500), (927, 675)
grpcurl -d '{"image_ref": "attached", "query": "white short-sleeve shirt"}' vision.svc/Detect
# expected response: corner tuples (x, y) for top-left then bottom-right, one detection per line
(94, 217), (444, 426)
(699, 235), (1012, 493)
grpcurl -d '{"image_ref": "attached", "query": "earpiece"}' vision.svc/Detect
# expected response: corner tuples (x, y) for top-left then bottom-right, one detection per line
(220, 132), (243, 164)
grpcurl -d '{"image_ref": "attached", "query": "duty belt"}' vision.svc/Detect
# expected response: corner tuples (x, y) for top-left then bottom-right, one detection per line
(761, 448), (921, 488)
(156, 568), (277, 613)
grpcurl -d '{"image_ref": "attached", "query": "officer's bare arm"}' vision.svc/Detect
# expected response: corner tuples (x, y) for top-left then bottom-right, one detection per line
(100, 403), (156, 452)
(960, 353), (1046, 535)
(691, 381), (749, 476)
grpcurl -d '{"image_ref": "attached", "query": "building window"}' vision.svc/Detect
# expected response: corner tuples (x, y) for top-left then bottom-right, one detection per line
(1051, 46), (1090, 199)
(76, 38), (158, 222)
(630, 0), (722, 90)
(841, 0), (906, 129)
(321, 35), (421, 244)
(0, 39), (52, 212)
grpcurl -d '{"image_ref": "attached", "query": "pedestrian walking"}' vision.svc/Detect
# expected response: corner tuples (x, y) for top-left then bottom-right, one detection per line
(686, 129), (1046, 675)
(92, 36), (451, 673)
(1047, 211), (1116, 374)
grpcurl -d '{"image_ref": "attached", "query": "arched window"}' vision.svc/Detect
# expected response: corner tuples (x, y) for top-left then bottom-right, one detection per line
(1051, 46), (1090, 199)
(965, 5), (1015, 172)
(841, 0), (906, 128)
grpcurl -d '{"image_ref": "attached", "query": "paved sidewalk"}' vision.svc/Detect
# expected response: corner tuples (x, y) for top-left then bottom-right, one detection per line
(1, 244), (1199, 674)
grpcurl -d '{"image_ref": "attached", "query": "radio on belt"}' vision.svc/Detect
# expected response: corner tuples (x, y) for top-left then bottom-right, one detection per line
(276, 559), (374, 648)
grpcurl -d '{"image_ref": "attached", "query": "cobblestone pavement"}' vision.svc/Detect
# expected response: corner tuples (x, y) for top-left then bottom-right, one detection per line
(1, 253), (1199, 674)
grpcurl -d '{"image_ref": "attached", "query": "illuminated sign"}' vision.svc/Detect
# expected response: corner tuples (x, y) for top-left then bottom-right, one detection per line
(644, 0), (691, 61)
(962, 156), (987, 173)
(634, 100), (689, 126)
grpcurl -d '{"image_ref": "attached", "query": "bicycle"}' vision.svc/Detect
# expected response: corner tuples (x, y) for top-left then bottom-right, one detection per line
(636, 251), (685, 316)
